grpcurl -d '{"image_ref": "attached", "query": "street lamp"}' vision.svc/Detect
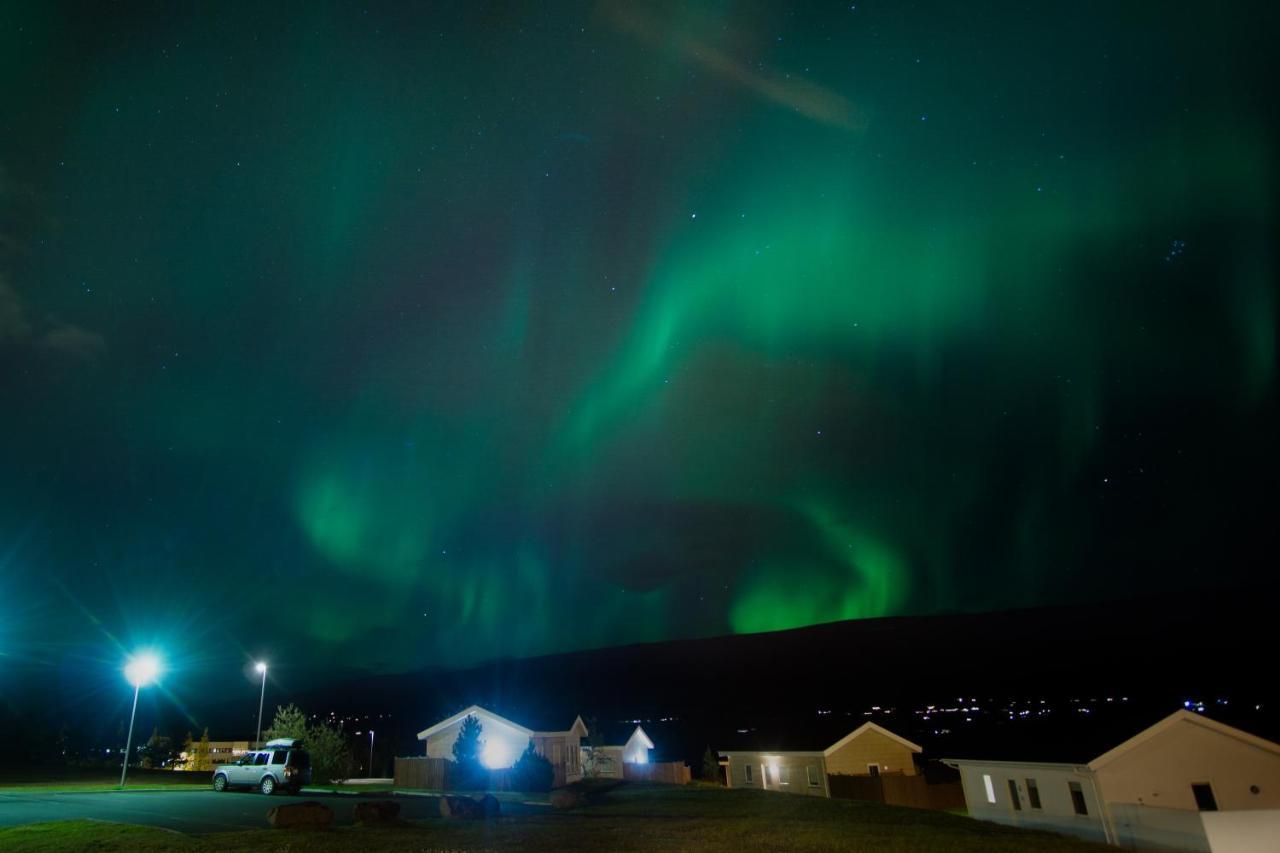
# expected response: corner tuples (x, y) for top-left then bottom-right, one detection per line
(254, 662), (268, 747)
(368, 729), (375, 778)
(120, 652), (161, 788)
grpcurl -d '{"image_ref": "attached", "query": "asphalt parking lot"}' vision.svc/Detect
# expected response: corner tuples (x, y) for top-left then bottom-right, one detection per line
(0, 788), (542, 834)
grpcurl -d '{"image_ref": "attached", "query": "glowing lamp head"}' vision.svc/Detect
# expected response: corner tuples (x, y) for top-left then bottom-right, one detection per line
(124, 653), (162, 687)
(255, 661), (267, 674)
(481, 739), (512, 769)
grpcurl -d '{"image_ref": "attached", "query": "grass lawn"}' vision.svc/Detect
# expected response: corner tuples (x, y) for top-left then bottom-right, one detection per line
(303, 782), (399, 794)
(0, 782), (204, 794)
(0, 766), (209, 794)
(0, 783), (1111, 852)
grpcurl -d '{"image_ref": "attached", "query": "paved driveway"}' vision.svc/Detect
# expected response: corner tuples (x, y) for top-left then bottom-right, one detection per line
(0, 789), (542, 834)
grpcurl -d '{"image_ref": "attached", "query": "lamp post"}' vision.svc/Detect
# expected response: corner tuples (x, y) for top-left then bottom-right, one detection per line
(254, 662), (267, 747)
(120, 653), (161, 788)
(368, 729), (375, 778)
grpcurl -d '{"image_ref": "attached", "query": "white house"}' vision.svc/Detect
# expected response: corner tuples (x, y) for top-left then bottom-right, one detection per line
(946, 711), (1280, 851)
(720, 721), (923, 798)
(584, 723), (655, 778)
(416, 704), (588, 787)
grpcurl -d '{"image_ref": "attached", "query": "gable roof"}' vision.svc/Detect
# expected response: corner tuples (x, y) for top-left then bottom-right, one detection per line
(942, 757), (1091, 771)
(540, 715), (588, 738)
(1088, 710), (1280, 771)
(625, 725), (655, 750)
(416, 704), (533, 741)
(824, 722), (923, 756)
(717, 718), (923, 755)
(416, 704), (589, 741)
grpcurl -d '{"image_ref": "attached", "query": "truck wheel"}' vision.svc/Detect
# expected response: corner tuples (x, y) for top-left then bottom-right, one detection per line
(213, 774), (228, 792)
(260, 775), (276, 795)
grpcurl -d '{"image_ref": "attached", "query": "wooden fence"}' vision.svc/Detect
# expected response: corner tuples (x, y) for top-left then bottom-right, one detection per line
(390, 759), (524, 792)
(827, 773), (964, 810)
(394, 757), (452, 790)
(925, 780), (966, 810)
(623, 761), (691, 785)
(396, 756), (693, 790)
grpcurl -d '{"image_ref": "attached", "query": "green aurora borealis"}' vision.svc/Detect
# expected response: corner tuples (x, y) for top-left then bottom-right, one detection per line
(1, 1), (1276, 676)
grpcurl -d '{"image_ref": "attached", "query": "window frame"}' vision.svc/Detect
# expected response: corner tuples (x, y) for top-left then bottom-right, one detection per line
(807, 765), (820, 787)
(1068, 781), (1089, 816)
(743, 763), (753, 783)
(1026, 777), (1042, 809)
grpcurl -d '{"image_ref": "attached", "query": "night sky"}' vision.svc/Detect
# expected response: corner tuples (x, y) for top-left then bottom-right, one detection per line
(2, 1), (1276, 683)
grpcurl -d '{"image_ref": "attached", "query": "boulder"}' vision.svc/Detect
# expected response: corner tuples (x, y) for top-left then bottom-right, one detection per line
(438, 794), (483, 819)
(353, 800), (401, 824)
(266, 800), (333, 829)
(479, 793), (501, 818)
(549, 788), (588, 809)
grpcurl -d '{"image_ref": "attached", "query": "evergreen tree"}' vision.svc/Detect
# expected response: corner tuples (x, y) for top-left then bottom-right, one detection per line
(139, 726), (175, 769)
(262, 703), (308, 742)
(195, 728), (212, 771)
(451, 714), (486, 789)
(701, 747), (722, 784)
(262, 704), (353, 784)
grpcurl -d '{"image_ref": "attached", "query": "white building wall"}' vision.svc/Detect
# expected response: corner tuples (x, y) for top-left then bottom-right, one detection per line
(1201, 809), (1280, 853)
(1109, 803), (1210, 852)
(955, 762), (1109, 844)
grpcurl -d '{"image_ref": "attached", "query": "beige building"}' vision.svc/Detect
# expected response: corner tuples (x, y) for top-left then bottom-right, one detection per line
(175, 740), (253, 771)
(720, 721), (922, 798)
(947, 711), (1280, 851)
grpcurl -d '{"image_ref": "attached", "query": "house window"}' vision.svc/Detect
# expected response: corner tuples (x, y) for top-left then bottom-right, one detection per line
(1007, 779), (1022, 810)
(1026, 778), (1041, 809)
(1068, 781), (1088, 815)
(807, 765), (820, 787)
(743, 763), (753, 783)
(868, 763), (881, 777)
(1191, 783), (1218, 812)
(779, 765), (791, 785)
(983, 774), (997, 804)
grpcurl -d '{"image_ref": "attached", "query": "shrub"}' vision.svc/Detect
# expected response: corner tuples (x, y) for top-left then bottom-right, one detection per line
(512, 741), (555, 792)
